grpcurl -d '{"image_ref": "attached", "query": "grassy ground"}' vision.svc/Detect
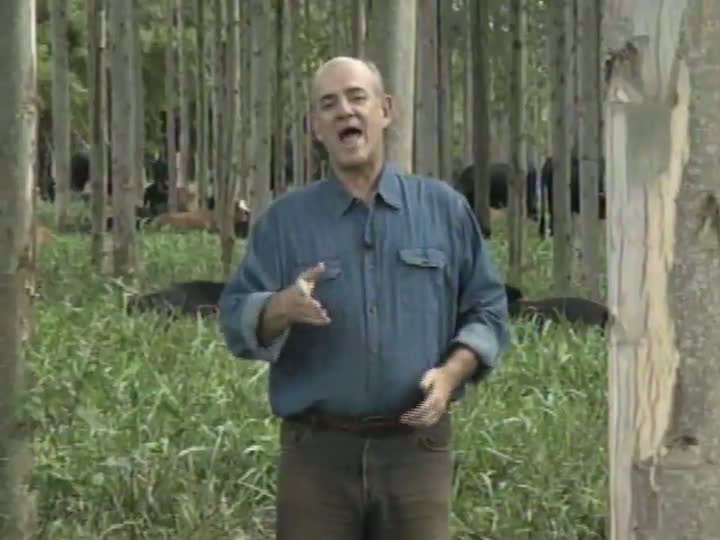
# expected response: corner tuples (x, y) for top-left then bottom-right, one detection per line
(22, 202), (608, 539)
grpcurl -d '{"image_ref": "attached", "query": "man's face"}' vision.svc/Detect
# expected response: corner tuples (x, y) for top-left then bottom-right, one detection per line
(310, 60), (391, 170)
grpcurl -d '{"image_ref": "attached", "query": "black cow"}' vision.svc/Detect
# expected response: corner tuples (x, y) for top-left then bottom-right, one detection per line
(538, 155), (606, 236)
(508, 296), (608, 330)
(504, 284), (524, 304)
(126, 280), (225, 319)
(455, 162), (540, 237)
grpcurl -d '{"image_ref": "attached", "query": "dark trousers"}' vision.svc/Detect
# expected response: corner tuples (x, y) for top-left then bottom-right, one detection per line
(275, 414), (453, 540)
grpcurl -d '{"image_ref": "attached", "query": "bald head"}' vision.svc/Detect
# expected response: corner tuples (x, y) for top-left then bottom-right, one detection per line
(310, 56), (386, 108)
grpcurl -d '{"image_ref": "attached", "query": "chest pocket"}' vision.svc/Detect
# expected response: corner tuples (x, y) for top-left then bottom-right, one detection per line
(397, 247), (448, 309)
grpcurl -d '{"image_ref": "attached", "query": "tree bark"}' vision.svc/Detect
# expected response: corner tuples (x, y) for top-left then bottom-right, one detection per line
(50, 0), (71, 229)
(550, 0), (573, 292)
(248, 0), (274, 219)
(0, 1), (38, 536)
(351, 0), (366, 58)
(195, 0), (208, 208)
(368, 0), (417, 174)
(109, 0), (138, 276)
(88, 0), (108, 269)
(605, 1), (720, 537)
(165, 0), (178, 210)
(414, 0), (439, 177)
(508, 0), (527, 286)
(471, 0), (491, 233)
(577, 0), (602, 301)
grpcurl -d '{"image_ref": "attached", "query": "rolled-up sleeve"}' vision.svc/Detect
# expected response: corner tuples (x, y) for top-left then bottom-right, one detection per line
(218, 208), (289, 363)
(450, 198), (510, 380)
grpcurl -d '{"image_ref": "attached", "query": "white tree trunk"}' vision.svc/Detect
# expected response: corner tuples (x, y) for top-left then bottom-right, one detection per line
(605, 1), (720, 537)
(369, 0), (417, 174)
(0, 1), (38, 536)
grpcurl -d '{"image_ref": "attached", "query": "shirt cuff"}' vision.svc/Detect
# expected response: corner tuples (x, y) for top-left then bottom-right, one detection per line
(240, 291), (290, 363)
(450, 322), (502, 379)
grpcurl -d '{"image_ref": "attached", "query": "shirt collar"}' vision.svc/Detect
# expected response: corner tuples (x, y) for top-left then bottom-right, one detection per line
(323, 161), (402, 217)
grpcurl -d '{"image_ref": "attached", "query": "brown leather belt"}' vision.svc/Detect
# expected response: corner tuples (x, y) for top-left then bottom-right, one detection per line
(288, 410), (415, 435)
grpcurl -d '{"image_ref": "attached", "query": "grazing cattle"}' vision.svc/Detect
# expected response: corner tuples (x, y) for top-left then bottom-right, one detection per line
(106, 206), (156, 231)
(35, 224), (54, 249)
(126, 280), (225, 319)
(538, 155), (606, 235)
(455, 162), (540, 237)
(504, 283), (524, 304)
(142, 183), (196, 215)
(70, 152), (90, 192)
(508, 296), (608, 330)
(151, 208), (215, 232)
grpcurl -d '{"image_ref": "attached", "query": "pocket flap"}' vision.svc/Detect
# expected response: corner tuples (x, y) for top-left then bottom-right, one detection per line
(398, 248), (447, 268)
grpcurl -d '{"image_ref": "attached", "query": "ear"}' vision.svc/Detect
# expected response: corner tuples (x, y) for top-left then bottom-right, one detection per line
(379, 94), (393, 129)
(309, 111), (323, 143)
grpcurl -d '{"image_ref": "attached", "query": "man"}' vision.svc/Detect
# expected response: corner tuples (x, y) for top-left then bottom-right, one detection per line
(218, 56), (509, 540)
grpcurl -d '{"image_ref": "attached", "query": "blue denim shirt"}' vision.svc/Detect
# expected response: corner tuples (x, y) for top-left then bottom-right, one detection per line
(218, 162), (510, 418)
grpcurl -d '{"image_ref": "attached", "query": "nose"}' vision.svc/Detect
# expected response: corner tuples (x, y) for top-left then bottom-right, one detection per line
(335, 95), (353, 117)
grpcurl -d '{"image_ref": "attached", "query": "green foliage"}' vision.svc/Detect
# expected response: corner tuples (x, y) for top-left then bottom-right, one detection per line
(22, 202), (607, 538)
(35, 0), (553, 164)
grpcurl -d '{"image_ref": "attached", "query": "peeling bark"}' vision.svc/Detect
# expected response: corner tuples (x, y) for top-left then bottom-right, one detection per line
(606, 1), (720, 537)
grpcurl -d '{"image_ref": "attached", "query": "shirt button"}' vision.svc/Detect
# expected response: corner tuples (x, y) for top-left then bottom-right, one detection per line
(369, 305), (377, 315)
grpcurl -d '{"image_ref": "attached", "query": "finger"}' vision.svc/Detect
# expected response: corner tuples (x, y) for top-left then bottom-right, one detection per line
(400, 391), (446, 426)
(399, 398), (432, 425)
(420, 368), (438, 393)
(299, 262), (326, 284)
(297, 302), (331, 325)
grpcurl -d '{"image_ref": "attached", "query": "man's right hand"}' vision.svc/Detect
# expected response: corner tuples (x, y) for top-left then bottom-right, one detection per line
(258, 262), (331, 345)
(276, 262), (332, 326)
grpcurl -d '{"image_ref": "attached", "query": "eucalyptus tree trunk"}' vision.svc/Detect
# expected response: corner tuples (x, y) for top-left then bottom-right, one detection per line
(368, 0), (417, 174)
(288, 0), (303, 187)
(88, 0), (108, 268)
(471, 0), (491, 234)
(212, 0), (225, 204)
(437, 0), (452, 181)
(178, 0), (190, 190)
(195, 0), (208, 208)
(248, 0), (274, 219)
(165, 0), (178, 210)
(0, 1), (38, 536)
(507, 0), (527, 286)
(217, 0), (240, 277)
(131, 0), (145, 204)
(577, 0), (602, 301)
(351, 0), (366, 58)
(463, 6), (473, 165)
(273, 0), (286, 195)
(414, 0), (439, 177)
(606, 2), (720, 538)
(50, 0), (71, 229)
(549, 0), (573, 292)
(108, 0), (138, 277)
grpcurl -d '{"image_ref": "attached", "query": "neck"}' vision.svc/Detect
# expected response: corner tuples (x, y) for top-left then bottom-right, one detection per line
(331, 156), (385, 204)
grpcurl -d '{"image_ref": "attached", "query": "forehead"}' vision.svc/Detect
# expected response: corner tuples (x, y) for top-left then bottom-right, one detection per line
(313, 61), (376, 99)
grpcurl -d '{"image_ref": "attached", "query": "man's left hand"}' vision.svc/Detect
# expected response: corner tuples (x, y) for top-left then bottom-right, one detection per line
(399, 367), (457, 428)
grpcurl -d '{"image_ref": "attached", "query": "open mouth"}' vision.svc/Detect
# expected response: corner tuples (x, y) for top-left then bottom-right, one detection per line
(338, 126), (363, 147)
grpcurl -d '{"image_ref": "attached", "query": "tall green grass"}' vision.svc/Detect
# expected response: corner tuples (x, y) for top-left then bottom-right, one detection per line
(23, 203), (608, 539)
